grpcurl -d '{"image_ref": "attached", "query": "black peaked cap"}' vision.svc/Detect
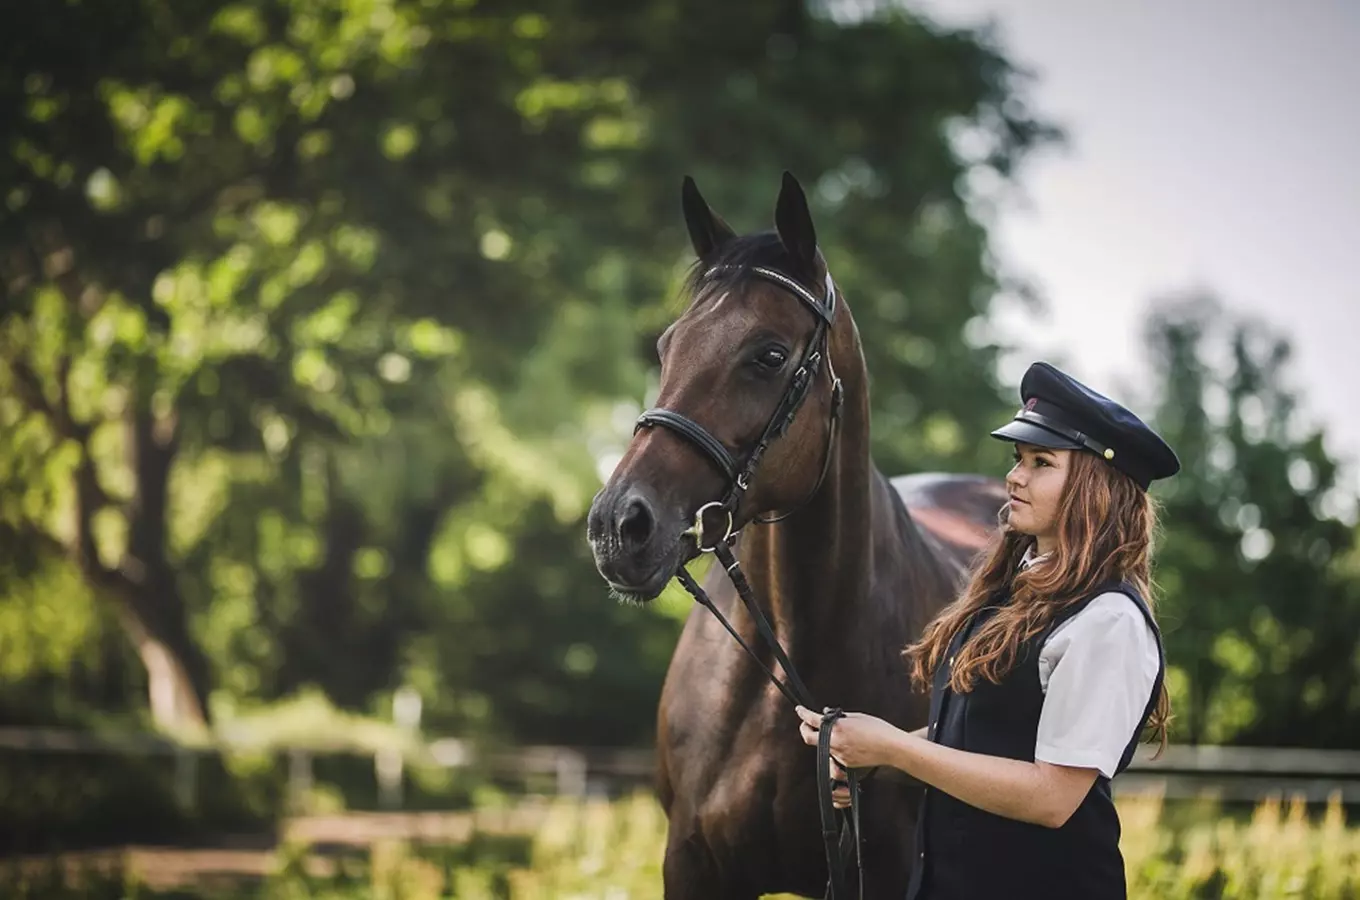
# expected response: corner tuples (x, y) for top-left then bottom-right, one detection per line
(991, 362), (1180, 490)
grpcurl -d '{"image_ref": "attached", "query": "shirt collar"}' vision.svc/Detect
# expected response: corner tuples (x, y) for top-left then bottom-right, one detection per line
(1019, 546), (1051, 571)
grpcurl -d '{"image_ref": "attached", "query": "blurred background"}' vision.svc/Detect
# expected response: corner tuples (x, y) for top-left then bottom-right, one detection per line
(1, 0), (1357, 896)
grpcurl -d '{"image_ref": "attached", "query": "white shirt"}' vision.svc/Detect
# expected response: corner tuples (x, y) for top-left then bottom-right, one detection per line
(1023, 552), (1162, 779)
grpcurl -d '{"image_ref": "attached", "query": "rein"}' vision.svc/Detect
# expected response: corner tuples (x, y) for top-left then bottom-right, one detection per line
(634, 264), (864, 900)
(677, 546), (864, 900)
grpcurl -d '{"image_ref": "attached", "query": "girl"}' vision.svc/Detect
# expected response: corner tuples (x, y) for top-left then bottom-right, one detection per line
(796, 361), (1179, 900)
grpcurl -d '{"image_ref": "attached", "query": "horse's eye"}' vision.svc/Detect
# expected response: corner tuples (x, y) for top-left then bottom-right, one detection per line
(756, 347), (788, 369)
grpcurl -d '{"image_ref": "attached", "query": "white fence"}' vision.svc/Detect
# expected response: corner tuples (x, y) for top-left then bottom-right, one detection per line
(2, 727), (1358, 812)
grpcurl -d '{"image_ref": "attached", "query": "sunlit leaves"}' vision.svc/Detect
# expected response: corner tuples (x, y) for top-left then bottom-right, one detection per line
(202, 557), (266, 697)
(211, 5), (267, 45)
(449, 383), (593, 525)
(247, 46), (307, 92)
(381, 122), (420, 160)
(251, 202), (302, 247)
(376, 353), (410, 383)
(400, 319), (462, 359)
(88, 421), (132, 501)
(462, 524), (509, 572)
(100, 82), (198, 165)
(0, 0), (1083, 743)
(582, 115), (647, 150)
(206, 245), (257, 305)
(352, 547), (391, 580)
(0, 561), (101, 683)
(515, 77), (633, 129)
(330, 224), (378, 270)
(297, 129), (332, 159)
(478, 229), (511, 260)
(287, 240), (327, 287)
(511, 13), (549, 40)
(85, 169), (123, 211)
(292, 348), (338, 393)
(167, 450), (232, 559)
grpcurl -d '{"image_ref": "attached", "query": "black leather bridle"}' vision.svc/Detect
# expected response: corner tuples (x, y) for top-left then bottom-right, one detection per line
(634, 263), (864, 900)
(635, 265), (844, 546)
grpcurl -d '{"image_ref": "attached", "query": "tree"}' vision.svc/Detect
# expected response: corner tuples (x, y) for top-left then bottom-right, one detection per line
(1146, 293), (1360, 747)
(1, 0), (1055, 741)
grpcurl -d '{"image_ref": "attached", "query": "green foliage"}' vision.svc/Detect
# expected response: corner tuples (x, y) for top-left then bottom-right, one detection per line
(1144, 295), (1360, 747)
(0, 0), (1055, 745)
(0, 748), (278, 856)
(2, 0), (1356, 781)
(0, 551), (139, 727)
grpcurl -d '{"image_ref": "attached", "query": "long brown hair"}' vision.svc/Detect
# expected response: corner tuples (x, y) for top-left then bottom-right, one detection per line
(902, 449), (1172, 754)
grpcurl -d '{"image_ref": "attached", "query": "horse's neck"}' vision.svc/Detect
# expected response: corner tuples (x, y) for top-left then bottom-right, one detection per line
(732, 314), (949, 689)
(738, 390), (878, 663)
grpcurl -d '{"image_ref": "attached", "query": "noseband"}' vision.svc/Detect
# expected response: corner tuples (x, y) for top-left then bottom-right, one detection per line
(633, 264), (864, 900)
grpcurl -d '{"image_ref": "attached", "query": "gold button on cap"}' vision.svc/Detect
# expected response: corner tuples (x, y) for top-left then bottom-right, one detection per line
(1103, 448), (1115, 460)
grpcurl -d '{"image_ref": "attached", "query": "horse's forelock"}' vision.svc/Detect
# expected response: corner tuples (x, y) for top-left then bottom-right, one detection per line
(681, 232), (806, 304)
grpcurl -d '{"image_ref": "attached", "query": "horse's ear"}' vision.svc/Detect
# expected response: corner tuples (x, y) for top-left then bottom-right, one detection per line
(682, 175), (736, 261)
(774, 171), (819, 284)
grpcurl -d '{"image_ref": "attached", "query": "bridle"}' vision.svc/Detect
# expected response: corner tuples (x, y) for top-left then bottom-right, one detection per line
(633, 263), (865, 900)
(635, 265), (845, 548)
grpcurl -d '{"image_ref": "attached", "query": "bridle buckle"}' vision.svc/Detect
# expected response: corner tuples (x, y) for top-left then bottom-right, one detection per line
(686, 500), (735, 552)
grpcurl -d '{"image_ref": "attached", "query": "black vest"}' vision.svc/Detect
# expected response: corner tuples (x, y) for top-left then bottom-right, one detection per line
(905, 581), (1164, 900)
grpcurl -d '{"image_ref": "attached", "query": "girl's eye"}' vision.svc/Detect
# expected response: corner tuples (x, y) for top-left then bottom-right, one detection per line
(756, 347), (788, 369)
(1035, 457), (1049, 467)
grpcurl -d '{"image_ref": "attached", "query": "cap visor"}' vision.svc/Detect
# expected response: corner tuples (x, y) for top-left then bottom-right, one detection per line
(990, 419), (1084, 450)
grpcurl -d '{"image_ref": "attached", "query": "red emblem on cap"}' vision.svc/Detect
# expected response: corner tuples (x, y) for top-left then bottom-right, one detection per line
(1023, 398), (1038, 412)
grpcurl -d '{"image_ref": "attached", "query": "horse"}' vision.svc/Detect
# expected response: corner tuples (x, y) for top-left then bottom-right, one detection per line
(586, 172), (1007, 899)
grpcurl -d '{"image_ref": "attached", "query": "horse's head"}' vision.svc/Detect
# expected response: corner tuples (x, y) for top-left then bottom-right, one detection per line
(587, 172), (848, 601)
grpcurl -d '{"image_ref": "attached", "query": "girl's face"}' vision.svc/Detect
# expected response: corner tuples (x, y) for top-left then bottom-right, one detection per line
(1005, 442), (1071, 552)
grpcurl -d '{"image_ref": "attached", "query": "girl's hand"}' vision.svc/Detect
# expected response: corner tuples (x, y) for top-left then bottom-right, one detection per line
(795, 705), (902, 770)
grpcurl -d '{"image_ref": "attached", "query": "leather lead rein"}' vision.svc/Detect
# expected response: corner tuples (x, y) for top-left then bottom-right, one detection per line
(677, 543), (865, 900)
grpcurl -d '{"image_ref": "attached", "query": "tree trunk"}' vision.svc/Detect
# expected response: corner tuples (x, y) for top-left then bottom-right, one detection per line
(66, 439), (213, 731)
(116, 391), (213, 732)
(112, 600), (209, 730)
(5, 232), (214, 731)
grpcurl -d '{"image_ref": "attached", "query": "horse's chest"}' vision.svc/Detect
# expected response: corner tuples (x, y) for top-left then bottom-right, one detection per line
(664, 681), (813, 836)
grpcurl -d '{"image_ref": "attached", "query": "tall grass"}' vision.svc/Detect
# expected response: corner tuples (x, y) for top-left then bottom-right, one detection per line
(1121, 790), (1358, 898)
(2, 790), (1356, 898)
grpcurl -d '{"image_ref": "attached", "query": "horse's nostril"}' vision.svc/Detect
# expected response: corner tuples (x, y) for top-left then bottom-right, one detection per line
(618, 495), (655, 550)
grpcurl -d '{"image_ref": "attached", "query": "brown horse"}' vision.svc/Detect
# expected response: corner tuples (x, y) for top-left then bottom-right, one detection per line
(586, 173), (1006, 899)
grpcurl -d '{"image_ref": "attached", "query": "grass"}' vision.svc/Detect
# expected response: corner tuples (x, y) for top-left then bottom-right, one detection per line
(1121, 791), (1359, 898)
(2, 790), (1356, 899)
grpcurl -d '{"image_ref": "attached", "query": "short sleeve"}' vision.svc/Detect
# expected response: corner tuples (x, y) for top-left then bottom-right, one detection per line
(1034, 593), (1161, 779)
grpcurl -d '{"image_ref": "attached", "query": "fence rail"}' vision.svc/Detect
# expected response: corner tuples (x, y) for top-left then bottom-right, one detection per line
(3, 727), (1359, 809)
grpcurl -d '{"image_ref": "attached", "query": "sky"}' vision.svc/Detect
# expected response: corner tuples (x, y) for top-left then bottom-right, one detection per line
(912, 0), (1360, 483)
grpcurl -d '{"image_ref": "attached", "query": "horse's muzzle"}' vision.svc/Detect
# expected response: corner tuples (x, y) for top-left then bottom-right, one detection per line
(587, 483), (687, 600)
